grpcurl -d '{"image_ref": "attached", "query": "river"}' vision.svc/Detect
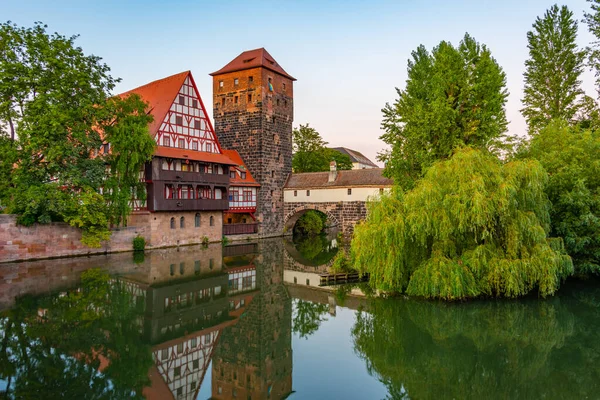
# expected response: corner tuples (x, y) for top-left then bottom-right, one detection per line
(0, 236), (599, 399)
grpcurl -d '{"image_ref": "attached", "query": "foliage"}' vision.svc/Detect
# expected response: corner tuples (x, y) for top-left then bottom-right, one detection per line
(222, 235), (230, 246)
(378, 33), (509, 190)
(522, 5), (586, 133)
(202, 236), (209, 246)
(584, 0), (600, 96)
(519, 120), (600, 275)
(329, 249), (354, 274)
(351, 148), (573, 300)
(101, 94), (155, 227)
(0, 21), (153, 245)
(292, 299), (329, 339)
(0, 268), (152, 398)
(292, 124), (352, 172)
(295, 210), (325, 236)
(351, 285), (600, 400)
(132, 235), (145, 252)
(291, 234), (339, 266)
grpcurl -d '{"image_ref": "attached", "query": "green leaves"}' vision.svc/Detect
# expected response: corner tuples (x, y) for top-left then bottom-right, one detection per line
(352, 148), (573, 300)
(292, 124), (353, 172)
(379, 33), (509, 190)
(522, 5), (586, 133)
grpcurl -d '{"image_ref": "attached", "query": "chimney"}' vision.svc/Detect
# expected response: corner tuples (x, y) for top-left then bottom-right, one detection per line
(329, 161), (337, 183)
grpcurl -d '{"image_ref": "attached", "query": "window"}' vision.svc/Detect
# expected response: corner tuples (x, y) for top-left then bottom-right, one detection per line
(348, 188), (352, 195)
(206, 143), (212, 153)
(179, 95), (184, 105)
(193, 359), (199, 370)
(285, 99), (288, 107)
(170, 264), (175, 275)
(307, 190), (310, 196)
(294, 190), (297, 197)
(248, 76), (253, 82)
(234, 78), (239, 85)
(190, 382), (197, 390)
(234, 96), (238, 104)
(192, 99), (198, 108)
(181, 162), (190, 172)
(194, 260), (200, 274)
(209, 258), (214, 269)
(248, 94), (252, 102)
(270, 190), (274, 197)
(294, 276), (297, 284)
(210, 216), (214, 226)
(179, 262), (185, 275)
(177, 387), (182, 397)
(175, 116), (183, 125)
(179, 138), (185, 148)
(195, 213), (200, 227)
(283, 82), (286, 91)
(194, 119), (201, 130)
(177, 343), (183, 354)
(165, 184), (175, 199)
(162, 136), (170, 147)
(241, 172), (246, 179)
(271, 170), (274, 178)
(192, 141), (198, 150)
(276, 98), (280, 106)
(221, 97), (225, 107)
(219, 80), (223, 88)
(170, 217), (175, 229)
(161, 348), (168, 360)
(306, 279), (310, 285)
(102, 143), (110, 154)
(174, 366), (181, 376)
(230, 170), (236, 179)
(180, 217), (185, 229)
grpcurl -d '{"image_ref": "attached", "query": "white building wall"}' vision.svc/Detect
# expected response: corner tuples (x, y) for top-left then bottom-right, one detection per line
(284, 187), (390, 203)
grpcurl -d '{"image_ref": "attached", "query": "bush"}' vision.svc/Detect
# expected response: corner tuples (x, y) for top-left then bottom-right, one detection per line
(133, 251), (145, 264)
(222, 236), (230, 246)
(202, 236), (209, 246)
(132, 235), (145, 252)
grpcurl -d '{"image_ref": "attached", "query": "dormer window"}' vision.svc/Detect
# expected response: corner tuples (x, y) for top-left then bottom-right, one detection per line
(234, 78), (239, 86)
(241, 172), (246, 179)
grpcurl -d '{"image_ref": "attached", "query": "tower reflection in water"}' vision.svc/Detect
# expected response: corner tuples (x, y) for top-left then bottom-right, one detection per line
(117, 239), (293, 400)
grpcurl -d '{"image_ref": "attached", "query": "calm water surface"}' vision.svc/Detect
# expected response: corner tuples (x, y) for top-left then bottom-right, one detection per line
(0, 237), (599, 400)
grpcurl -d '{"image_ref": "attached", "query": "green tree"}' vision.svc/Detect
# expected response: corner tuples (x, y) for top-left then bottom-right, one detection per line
(584, 0), (600, 95)
(379, 33), (509, 190)
(292, 299), (329, 339)
(292, 124), (352, 172)
(351, 148), (573, 300)
(295, 210), (325, 236)
(0, 135), (15, 208)
(101, 94), (155, 227)
(522, 5), (586, 133)
(520, 120), (600, 275)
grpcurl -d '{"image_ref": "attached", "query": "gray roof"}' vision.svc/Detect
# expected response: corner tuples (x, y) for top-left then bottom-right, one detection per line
(330, 147), (379, 168)
(284, 168), (393, 189)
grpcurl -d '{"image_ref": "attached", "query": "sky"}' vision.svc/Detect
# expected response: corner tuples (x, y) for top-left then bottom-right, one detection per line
(4, 0), (597, 166)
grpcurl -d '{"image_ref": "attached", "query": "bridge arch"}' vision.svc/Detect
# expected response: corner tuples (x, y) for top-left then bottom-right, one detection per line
(283, 204), (340, 234)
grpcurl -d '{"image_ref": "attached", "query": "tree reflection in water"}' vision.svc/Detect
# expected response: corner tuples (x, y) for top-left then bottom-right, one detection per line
(292, 299), (329, 339)
(0, 269), (152, 399)
(352, 283), (600, 400)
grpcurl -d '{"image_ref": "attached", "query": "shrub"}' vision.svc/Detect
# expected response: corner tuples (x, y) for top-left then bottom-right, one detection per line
(222, 236), (230, 246)
(202, 236), (209, 246)
(132, 235), (145, 252)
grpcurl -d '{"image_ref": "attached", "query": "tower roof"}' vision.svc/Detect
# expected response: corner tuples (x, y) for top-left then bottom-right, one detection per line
(116, 71), (190, 136)
(210, 48), (296, 81)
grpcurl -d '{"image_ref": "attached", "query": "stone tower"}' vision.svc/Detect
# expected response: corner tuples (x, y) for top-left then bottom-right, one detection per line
(211, 48), (295, 236)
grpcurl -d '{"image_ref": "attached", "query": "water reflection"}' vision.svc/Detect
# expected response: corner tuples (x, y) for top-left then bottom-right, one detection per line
(352, 282), (600, 400)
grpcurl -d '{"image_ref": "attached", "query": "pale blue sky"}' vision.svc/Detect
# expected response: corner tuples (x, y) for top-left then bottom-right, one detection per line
(4, 0), (596, 165)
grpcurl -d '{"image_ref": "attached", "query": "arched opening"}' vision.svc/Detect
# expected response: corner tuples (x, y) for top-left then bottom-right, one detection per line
(195, 213), (201, 227)
(210, 216), (214, 226)
(170, 217), (175, 229)
(180, 216), (185, 229)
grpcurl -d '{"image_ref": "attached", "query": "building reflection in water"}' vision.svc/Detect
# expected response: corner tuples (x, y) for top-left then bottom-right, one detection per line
(115, 240), (292, 400)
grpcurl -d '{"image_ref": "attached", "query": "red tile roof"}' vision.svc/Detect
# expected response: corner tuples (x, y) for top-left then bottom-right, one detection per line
(155, 147), (236, 165)
(284, 168), (393, 189)
(116, 71), (189, 136)
(210, 48), (296, 81)
(222, 149), (260, 187)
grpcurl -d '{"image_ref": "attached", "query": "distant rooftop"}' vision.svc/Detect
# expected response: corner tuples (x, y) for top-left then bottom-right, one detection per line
(210, 48), (296, 81)
(329, 147), (379, 168)
(284, 168), (392, 189)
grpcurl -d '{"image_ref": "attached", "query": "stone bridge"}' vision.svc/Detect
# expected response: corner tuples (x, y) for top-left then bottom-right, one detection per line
(282, 167), (393, 235)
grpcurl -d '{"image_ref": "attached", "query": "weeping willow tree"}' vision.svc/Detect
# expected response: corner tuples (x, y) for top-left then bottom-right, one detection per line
(351, 148), (573, 299)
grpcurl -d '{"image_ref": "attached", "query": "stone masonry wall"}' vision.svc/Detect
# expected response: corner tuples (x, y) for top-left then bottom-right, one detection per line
(213, 67), (293, 238)
(0, 211), (223, 263)
(283, 201), (368, 236)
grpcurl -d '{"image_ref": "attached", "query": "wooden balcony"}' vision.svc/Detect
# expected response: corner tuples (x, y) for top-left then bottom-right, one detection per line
(223, 223), (258, 235)
(152, 198), (229, 212)
(150, 169), (230, 185)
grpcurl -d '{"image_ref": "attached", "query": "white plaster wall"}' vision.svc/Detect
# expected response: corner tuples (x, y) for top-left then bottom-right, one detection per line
(284, 187), (390, 203)
(283, 270), (322, 287)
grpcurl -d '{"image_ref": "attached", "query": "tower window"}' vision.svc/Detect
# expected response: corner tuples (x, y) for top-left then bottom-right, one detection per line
(179, 95), (185, 105)
(234, 78), (239, 86)
(307, 190), (310, 196)
(248, 76), (253, 82)
(248, 94), (252, 102)
(276, 98), (280, 106)
(271, 170), (275, 178)
(175, 116), (183, 125)
(221, 98), (226, 107)
(285, 99), (288, 107)
(348, 188), (352, 195)
(271, 190), (274, 197)
(234, 96), (238, 104)
(192, 99), (198, 108)
(283, 82), (286, 91)
(219, 80), (224, 88)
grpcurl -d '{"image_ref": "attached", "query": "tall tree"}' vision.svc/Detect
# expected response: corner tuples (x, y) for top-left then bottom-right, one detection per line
(522, 5), (586, 134)
(585, 0), (600, 95)
(292, 124), (353, 172)
(379, 33), (509, 190)
(100, 94), (155, 227)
